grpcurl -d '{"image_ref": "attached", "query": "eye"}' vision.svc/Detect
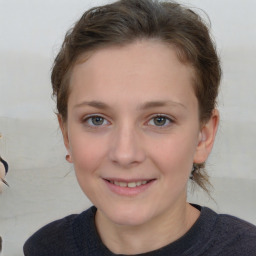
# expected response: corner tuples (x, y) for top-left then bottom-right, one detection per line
(148, 115), (173, 127)
(84, 115), (110, 127)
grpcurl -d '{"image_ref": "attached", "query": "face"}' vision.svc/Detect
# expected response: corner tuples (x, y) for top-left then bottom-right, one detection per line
(60, 40), (217, 226)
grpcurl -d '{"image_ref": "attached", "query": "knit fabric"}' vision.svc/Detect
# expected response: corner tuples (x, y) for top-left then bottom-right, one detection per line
(23, 205), (256, 256)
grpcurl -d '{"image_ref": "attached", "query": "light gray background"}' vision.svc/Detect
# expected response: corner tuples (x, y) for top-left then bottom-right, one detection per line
(0, 0), (256, 255)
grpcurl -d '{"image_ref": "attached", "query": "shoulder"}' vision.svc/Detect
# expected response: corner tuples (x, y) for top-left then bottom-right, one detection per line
(23, 206), (96, 256)
(216, 212), (256, 239)
(23, 214), (77, 255)
(201, 206), (256, 255)
(217, 213), (256, 247)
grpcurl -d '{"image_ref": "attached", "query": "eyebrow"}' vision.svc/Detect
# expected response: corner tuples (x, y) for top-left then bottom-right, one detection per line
(74, 100), (186, 110)
(139, 100), (186, 110)
(74, 101), (110, 110)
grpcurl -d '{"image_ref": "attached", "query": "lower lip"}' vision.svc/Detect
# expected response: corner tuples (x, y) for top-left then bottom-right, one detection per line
(103, 179), (155, 196)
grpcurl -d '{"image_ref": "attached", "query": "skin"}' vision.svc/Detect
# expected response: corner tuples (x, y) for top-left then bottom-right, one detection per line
(59, 40), (219, 254)
(0, 162), (5, 192)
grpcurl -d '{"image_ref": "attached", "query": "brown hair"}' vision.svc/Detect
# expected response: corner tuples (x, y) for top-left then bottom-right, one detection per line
(51, 0), (221, 192)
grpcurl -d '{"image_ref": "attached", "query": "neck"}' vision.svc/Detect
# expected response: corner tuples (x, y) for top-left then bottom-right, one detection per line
(95, 201), (200, 255)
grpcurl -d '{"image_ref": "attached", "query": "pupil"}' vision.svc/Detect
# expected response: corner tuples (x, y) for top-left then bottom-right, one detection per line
(154, 117), (166, 126)
(92, 117), (104, 125)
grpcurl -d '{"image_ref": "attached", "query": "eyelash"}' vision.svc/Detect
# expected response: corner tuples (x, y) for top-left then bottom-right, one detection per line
(82, 114), (174, 129)
(82, 115), (110, 127)
(147, 114), (174, 128)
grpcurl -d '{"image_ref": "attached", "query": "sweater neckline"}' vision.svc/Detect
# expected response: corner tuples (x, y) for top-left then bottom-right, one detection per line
(74, 204), (218, 256)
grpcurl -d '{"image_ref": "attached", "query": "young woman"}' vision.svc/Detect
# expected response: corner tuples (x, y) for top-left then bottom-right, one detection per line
(23, 0), (256, 255)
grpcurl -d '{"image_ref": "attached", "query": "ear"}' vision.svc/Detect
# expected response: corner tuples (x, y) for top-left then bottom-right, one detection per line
(193, 109), (219, 164)
(58, 115), (72, 163)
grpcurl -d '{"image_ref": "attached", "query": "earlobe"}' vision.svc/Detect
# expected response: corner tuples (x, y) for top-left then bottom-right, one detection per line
(193, 109), (219, 164)
(65, 154), (72, 163)
(57, 114), (72, 161)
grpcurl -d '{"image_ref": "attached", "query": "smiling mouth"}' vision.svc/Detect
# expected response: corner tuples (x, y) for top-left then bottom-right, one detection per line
(105, 179), (154, 188)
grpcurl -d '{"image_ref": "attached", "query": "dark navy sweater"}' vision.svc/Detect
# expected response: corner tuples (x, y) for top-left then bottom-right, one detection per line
(23, 205), (256, 255)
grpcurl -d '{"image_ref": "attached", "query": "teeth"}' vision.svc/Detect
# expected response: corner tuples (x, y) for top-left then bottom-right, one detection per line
(136, 181), (142, 186)
(128, 182), (136, 188)
(110, 180), (149, 187)
(119, 182), (127, 187)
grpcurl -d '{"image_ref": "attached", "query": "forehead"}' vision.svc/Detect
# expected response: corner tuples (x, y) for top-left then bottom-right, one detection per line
(69, 40), (197, 108)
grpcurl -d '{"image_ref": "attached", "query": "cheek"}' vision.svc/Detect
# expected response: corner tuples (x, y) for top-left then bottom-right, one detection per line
(149, 132), (198, 176)
(69, 133), (107, 175)
(153, 137), (197, 198)
(69, 135), (108, 198)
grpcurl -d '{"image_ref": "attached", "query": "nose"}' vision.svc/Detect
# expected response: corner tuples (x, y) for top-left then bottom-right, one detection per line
(108, 124), (146, 168)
